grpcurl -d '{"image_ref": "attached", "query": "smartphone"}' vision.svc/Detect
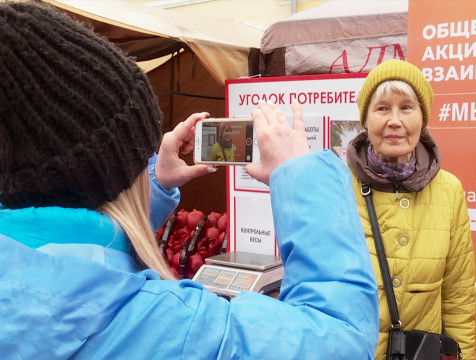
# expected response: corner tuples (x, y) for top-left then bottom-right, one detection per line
(194, 118), (259, 165)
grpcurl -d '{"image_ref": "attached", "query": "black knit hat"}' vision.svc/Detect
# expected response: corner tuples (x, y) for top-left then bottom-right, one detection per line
(0, 1), (162, 209)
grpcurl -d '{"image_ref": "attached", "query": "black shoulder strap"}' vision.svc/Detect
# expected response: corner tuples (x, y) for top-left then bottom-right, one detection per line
(361, 183), (401, 327)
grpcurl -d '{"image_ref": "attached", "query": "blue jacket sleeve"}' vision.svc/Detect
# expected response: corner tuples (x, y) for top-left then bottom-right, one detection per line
(148, 154), (180, 232)
(77, 150), (378, 360)
(215, 150), (379, 358)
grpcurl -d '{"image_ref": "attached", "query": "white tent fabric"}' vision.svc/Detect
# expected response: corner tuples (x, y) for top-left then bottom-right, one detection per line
(43, 0), (263, 85)
(259, 0), (408, 75)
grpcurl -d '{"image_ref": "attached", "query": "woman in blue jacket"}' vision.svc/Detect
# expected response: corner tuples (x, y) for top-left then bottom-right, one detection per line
(0, 2), (378, 359)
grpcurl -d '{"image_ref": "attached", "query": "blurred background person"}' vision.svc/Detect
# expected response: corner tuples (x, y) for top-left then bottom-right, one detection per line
(210, 123), (235, 161)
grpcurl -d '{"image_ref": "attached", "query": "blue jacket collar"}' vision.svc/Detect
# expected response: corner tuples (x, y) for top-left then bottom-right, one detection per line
(0, 206), (130, 253)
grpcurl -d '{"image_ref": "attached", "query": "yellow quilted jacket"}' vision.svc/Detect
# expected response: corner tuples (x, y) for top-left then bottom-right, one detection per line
(348, 131), (475, 360)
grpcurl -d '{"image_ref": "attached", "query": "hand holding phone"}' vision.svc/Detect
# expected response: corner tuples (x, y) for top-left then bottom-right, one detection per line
(194, 118), (260, 166)
(155, 112), (217, 189)
(245, 101), (309, 185)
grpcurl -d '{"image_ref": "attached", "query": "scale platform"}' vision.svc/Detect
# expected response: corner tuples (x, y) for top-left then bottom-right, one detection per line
(193, 251), (284, 298)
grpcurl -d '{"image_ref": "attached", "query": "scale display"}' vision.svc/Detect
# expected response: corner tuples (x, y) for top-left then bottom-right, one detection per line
(193, 251), (284, 298)
(194, 266), (259, 293)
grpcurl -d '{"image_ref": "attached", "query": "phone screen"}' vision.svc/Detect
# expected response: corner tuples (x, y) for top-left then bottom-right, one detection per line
(194, 118), (259, 165)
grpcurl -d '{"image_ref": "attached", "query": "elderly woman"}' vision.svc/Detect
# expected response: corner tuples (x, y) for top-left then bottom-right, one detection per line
(347, 59), (475, 360)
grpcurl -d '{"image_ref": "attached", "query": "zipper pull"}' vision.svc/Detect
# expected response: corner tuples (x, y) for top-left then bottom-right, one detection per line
(394, 185), (400, 200)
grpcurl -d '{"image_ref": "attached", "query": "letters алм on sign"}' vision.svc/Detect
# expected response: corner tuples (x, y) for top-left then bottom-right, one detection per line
(225, 74), (366, 256)
(407, 0), (476, 244)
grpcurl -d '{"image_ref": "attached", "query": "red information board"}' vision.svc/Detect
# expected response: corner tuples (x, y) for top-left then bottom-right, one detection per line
(407, 0), (476, 248)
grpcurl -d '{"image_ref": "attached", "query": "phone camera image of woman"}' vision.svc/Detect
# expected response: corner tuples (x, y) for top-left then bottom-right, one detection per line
(209, 123), (235, 162)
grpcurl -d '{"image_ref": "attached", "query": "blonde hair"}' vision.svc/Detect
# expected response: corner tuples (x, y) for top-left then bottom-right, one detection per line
(98, 170), (176, 280)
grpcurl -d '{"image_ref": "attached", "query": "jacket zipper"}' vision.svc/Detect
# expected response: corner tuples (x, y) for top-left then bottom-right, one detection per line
(393, 184), (400, 200)
(392, 182), (419, 200)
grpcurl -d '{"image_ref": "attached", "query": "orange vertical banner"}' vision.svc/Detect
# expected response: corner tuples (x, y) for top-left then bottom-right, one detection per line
(407, 0), (476, 248)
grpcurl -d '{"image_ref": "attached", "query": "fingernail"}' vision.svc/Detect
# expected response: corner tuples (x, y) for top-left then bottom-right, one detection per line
(207, 166), (217, 173)
(267, 100), (275, 104)
(258, 100), (265, 104)
(202, 112), (210, 116)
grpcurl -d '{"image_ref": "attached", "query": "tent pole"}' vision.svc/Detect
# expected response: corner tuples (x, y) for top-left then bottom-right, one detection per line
(291, 0), (297, 14)
(153, 88), (224, 101)
(168, 54), (175, 132)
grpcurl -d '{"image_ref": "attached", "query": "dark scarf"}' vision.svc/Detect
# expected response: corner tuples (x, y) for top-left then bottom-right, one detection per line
(218, 137), (232, 149)
(367, 144), (416, 183)
(346, 130), (441, 193)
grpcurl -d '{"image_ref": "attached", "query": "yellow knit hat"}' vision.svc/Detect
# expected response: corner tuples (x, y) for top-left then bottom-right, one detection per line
(357, 59), (434, 127)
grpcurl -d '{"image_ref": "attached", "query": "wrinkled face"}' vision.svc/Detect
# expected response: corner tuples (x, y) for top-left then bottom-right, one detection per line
(365, 86), (423, 163)
(222, 126), (232, 141)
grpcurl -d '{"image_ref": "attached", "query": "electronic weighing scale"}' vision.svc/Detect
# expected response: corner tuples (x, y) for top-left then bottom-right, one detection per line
(193, 251), (284, 298)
